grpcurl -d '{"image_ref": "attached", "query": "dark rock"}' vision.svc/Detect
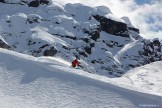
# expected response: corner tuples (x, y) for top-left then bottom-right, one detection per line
(128, 27), (139, 33)
(84, 46), (91, 54)
(82, 28), (100, 41)
(55, 22), (60, 24)
(92, 14), (129, 37)
(142, 38), (162, 64)
(82, 29), (89, 34)
(143, 38), (161, 56)
(40, 44), (49, 49)
(62, 45), (69, 50)
(0, 0), (5, 3)
(79, 51), (87, 57)
(149, 57), (155, 62)
(40, 0), (49, 4)
(28, 1), (40, 7)
(28, 0), (49, 7)
(64, 35), (76, 40)
(153, 38), (161, 46)
(90, 30), (100, 41)
(27, 39), (36, 46)
(27, 15), (42, 24)
(91, 60), (95, 64)
(128, 64), (135, 68)
(90, 43), (95, 47)
(143, 40), (154, 55)
(43, 46), (57, 56)
(82, 38), (89, 43)
(153, 38), (161, 52)
(104, 40), (122, 48)
(0, 39), (11, 49)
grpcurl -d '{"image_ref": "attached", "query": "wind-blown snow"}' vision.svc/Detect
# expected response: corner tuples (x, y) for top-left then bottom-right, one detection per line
(105, 14), (125, 23)
(31, 27), (69, 46)
(0, 48), (161, 108)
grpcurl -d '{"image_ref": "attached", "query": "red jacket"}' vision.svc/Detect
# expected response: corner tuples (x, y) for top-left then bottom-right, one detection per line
(72, 59), (79, 66)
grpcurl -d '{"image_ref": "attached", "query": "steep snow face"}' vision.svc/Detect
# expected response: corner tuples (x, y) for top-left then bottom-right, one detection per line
(0, 1), (161, 77)
(9, 13), (28, 35)
(115, 41), (144, 70)
(0, 49), (161, 108)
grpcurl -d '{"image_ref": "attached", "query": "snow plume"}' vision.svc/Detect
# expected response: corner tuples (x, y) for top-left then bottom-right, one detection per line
(52, 0), (162, 40)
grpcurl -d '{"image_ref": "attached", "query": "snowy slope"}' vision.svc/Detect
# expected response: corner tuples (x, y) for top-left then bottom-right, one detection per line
(115, 61), (162, 96)
(0, 48), (161, 108)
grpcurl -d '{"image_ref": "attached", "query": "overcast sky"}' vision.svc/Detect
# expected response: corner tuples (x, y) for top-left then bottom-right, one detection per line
(52, 0), (162, 41)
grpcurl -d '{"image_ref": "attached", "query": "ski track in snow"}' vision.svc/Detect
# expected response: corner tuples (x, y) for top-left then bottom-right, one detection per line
(0, 49), (161, 108)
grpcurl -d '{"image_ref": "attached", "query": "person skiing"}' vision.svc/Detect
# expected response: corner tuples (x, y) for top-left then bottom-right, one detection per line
(71, 58), (79, 68)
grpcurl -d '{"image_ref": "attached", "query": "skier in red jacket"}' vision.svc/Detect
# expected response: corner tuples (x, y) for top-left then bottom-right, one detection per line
(71, 58), (79, 68)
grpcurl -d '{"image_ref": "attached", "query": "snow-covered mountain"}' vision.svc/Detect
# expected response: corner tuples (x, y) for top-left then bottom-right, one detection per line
(0, 0), (161, 78)
(0, 1), (162, 107)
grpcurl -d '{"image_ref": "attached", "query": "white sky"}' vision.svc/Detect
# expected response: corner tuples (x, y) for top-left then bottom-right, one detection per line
(52, 0), (162, 41)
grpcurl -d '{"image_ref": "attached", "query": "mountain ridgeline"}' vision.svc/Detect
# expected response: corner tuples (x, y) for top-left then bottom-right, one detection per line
(0, 0), (161, 77)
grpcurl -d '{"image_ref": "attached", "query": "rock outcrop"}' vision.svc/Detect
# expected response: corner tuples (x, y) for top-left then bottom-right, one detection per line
(28, 1), (40, 7)
(43, 46), (57, 56)
(143, 38), (161, 61)
(92, 14), (140, 38)
(93, 14), (129, 37)
(28, 0), (49, 7)
(0, 37), (11, 49)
